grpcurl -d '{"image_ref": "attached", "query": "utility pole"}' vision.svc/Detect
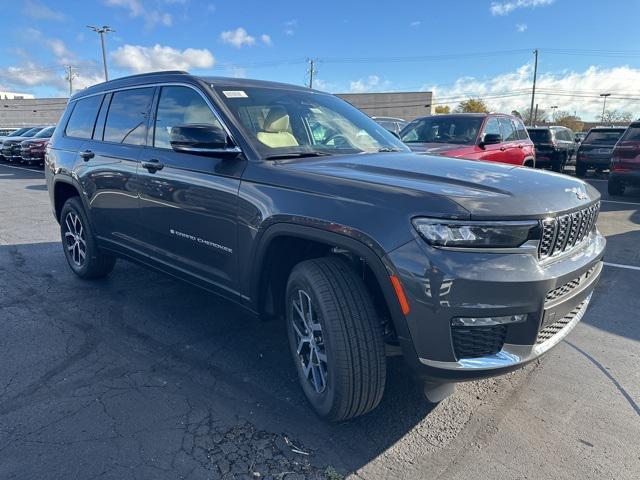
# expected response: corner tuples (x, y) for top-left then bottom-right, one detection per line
(528, 49), (538, 126)
(64, 65), (76, 96)
(533, 104), (539, 125)
(307, 58), (316, 89)
(550, 105), (558, 122)
(600, 93), (611, 123)
(87, 25), (114, 81)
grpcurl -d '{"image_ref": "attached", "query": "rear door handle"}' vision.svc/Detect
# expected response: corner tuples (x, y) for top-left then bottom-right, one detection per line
(79, 150), (94, 161)
(141, 159), (164, 172)
(499, 146), (506, 151)
(517, 144), (524, 149)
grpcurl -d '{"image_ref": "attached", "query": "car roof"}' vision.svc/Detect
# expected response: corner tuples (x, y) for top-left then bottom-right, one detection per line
(588, 127), (626, 132)
(70, 70), (316, 101)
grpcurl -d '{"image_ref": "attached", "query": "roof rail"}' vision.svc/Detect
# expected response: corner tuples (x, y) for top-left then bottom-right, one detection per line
(107, 70), (189, 82)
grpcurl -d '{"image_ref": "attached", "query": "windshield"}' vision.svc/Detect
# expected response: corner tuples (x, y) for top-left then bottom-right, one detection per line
(527, 129), (551, 143)
(34, 126), (55, 138)
(214, 86), (408, 158)
(583, 130), (625, 145)
(9, 128), (30, 137)
(21, 127), (43, 138)
(400, 116), (483, 145)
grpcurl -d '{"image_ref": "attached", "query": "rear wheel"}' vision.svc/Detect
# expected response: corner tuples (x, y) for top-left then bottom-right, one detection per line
(608, 178), (625, 196)
(286, 256), (386, 421)
(60, 197), (116, 278)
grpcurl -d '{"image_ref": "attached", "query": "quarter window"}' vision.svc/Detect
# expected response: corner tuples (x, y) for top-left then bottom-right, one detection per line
(103, 88), (154, 145)
(65, 95), (103, 139)
(514, 119), (528, 140)
(153, 86), (222, 149)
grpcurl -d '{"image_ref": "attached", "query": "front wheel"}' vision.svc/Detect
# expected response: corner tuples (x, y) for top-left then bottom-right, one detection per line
(286, 257), (386, 421)
(60, 197), (116, 278)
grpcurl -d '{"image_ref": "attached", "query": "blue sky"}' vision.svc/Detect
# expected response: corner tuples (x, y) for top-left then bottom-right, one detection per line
(1, 0), (639, 119)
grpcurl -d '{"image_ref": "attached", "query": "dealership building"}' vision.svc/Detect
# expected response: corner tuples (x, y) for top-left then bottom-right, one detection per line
(0, 98), (67, 128)
(336, 91), (433, 121)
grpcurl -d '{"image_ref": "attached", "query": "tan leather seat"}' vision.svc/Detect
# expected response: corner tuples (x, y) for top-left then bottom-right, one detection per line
(257, 106), (299, 148)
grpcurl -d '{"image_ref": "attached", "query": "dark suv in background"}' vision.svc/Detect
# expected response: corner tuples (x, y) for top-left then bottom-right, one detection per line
(45, 71), (605, 421)
(527, 126), (577, 172)
(608, 122), (640, 195)
(1, 126), (47, 162)
(576, 127), (626, 177)
(400, 113), (535, 166)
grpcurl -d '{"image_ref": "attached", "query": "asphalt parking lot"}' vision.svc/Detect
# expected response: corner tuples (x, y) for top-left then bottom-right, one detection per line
(0, 163), (638, 480)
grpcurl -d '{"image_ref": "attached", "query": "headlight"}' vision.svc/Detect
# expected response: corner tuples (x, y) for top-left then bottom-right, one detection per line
(412, 218), (539, 248)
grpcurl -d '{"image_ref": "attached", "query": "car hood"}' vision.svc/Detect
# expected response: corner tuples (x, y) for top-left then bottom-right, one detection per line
(2, 136), (28, 145)
(404, 142), (469, 155)
(279, 152), (600, 219)
(22, 138), (49, 145)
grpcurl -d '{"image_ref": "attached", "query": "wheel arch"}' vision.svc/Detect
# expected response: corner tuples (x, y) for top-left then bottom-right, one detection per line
(52, 178), (83, 221)
(250, 222), (410, 343)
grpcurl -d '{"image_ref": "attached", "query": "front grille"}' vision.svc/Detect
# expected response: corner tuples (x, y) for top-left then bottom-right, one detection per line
(545, 265), (597, 304)
(536, 300), (587, 344)
(452, 325), (507, 359)
(539, 203), (600, 259)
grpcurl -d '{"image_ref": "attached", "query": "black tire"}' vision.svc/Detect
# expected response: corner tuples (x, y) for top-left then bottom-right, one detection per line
(608, 178), (625, 196)
(286, 256), (386, 421)
(575, 163), (587, 178)
(60, 197), (116, 279)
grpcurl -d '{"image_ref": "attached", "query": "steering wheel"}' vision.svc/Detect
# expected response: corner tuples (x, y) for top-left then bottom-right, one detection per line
(323, 134), (351, 148)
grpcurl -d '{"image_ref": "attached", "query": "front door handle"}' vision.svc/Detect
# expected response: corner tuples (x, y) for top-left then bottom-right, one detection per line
(80, 150), (94, 161)
(141, 159), (165, 173)
(517, 144), (524, 149)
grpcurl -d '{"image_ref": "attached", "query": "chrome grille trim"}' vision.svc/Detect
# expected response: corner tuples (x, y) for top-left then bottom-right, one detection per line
(538, 203), (600, 260)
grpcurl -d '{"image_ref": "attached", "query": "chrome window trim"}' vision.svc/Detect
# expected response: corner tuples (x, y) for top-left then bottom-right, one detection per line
(69, 82), (241, 151)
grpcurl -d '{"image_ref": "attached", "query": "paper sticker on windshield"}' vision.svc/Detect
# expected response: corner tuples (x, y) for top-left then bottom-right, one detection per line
(223, 90), (248, 98)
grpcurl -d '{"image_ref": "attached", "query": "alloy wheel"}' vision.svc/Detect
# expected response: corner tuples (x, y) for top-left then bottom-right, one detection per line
(64, 211), (87, 267)
(291, 289), (328, 393)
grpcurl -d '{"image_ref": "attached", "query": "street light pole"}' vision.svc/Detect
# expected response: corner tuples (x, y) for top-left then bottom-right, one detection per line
(87, 25), (114, 81)
(550, 105), (558, 123)
(600, 93), (611, 123)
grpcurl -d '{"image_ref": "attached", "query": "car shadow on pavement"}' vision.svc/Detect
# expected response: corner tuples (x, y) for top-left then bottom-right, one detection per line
(0, 241), (437, 479)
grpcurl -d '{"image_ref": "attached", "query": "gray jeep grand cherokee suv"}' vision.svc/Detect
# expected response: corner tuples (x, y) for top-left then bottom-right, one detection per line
(45, 71), (605, 421)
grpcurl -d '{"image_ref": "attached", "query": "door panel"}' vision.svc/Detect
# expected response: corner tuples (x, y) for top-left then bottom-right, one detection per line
(136, 85), (246, 293)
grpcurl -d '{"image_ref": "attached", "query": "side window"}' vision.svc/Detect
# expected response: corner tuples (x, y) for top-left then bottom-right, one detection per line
(483, 117), (501, 139)
(499, 117), (517, 142)
(153, 86), (223, 149)
(93, 93), (112, 141)
(515, 119), (528, 140)
(65, 95), (103, 139)
(103, 88), (154, 145)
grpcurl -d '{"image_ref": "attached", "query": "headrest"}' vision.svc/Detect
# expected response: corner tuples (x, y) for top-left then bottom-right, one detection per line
(263, 106), (291, 133)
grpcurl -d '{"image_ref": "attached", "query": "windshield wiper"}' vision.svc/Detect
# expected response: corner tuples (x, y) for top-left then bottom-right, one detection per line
(264, 152), (333, 160)
(377, 147), (403, 152)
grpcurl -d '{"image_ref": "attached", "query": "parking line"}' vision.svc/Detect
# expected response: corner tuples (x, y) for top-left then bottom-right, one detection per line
(604, 262), (640, 272)
(600, 199), (640, 206)
(0, 163), (44, 175)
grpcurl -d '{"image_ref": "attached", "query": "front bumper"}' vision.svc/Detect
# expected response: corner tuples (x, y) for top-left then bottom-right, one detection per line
(386, 231), (605, 382)
(610, 170), (640, 186)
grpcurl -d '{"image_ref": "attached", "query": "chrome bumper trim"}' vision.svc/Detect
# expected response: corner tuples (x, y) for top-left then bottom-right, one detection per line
(419, 292), (592, 371)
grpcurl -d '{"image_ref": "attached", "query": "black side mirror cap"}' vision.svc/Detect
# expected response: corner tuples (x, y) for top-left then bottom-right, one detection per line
(479, 133), (502, 148)
(170, 124), (240, 157)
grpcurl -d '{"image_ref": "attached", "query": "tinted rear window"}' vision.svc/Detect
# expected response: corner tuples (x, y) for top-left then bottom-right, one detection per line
(583, 130), (625, 144)
(66, 96), (102, 139)
(621, 125), (640, 142)
(103, 88), (154, 145)
(527, 129), (551, 142)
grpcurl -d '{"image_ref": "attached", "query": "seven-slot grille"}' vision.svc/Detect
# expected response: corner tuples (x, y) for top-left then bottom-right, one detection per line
(539, 203), (600, 259)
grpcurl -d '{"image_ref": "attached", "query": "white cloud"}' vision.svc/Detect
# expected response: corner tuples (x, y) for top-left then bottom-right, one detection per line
(260, 34), (272, 46)
(104, 0), (172, 27)
(349, 75), (392, 93)
(516, 23), (528, 32)
(426, 64), (640, 120)
(47, 39), (75, 64)
(490, 0), (554, 16)
(23, 1), (67, 21)
(111, 44), (215, 73)
(220, 27), (256, 48)
(410, 21), (421, 27)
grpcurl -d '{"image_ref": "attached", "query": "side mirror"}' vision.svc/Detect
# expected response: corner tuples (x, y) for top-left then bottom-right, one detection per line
(388, 129), (400, 139)
(575, 138), (581, 143)
(170, 124), (240, 156)
(479, 133), (502, 148)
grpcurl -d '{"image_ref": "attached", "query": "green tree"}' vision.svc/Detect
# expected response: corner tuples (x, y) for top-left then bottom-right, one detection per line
(455, 98), (490, 113)
(434, 105), (451, 114)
